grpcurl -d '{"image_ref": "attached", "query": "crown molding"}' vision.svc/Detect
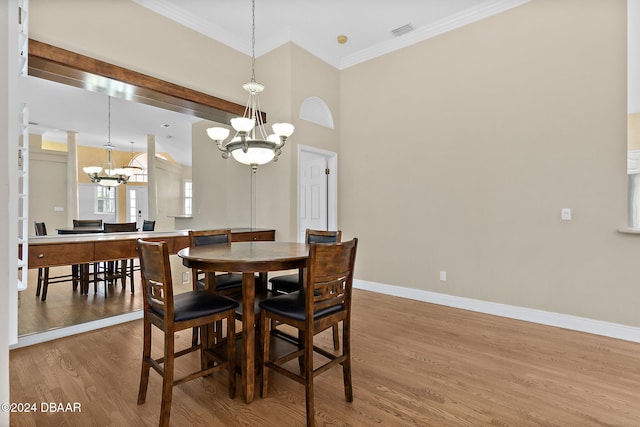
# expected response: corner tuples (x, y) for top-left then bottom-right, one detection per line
(339, 0), (531, 69)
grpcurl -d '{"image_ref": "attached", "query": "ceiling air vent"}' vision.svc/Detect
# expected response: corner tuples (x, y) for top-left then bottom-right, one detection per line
(391, 24), (414, 37)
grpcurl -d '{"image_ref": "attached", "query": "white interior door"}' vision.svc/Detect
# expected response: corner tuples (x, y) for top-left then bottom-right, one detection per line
(298, 146), (337, 242)
(126, 186), (148, 229)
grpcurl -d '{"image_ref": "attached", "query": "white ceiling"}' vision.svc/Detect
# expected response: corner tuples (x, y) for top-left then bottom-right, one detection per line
(25, 0), (529, 167)
(21, 76), (199, 166)
(134, 0), (528, 69)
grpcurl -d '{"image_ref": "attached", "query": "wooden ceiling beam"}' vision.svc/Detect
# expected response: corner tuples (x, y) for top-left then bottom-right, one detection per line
(27, 39), (265, 124)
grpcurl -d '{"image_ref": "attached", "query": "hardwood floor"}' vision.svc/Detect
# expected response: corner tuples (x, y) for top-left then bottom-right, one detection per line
(18, 262), (189, 336)
(10, 289), (640, 426)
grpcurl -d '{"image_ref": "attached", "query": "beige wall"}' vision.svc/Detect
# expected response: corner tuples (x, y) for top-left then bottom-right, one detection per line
(288, 44), (341, 237)
(26, 0), (639, 328)
(190, 119), (251, 230)
(340, 0), (638, 325)
(251, 44), (294, 239)
(155, 158), (191, 231)
(29, 136), (68, 233)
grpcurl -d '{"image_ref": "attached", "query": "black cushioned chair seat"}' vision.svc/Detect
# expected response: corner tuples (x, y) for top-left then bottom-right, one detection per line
(196, 272), (254, 291)
(268, 274), (299, 293)
(258, 291), (343, 322)
(151, 290), (239, 322)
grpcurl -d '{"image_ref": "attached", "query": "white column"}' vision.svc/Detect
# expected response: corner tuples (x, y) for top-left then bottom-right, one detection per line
(147, 134), (158, 221)
(66, 131), (79, 225)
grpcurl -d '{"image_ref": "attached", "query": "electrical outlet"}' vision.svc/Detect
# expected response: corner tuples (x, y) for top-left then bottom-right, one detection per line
(182, 271), (190, 283)
(439, 271), (447, 281)
(561, 208), (571, 221)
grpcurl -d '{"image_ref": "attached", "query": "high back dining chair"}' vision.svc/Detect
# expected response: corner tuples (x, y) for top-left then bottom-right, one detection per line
(269, 229), (342, 349)
(103, 222), (138, 294)
(128, 220), (156, 279)
(34, 221), (47, 236)
(270, 229), (342, 294)
(73, 219), (103, 229)
(188, 229), (244, 345)
(103, 222), (137, 233)
(34, 221), (77, 301)
(142, 220), (156, 231)
(71, 219), (104, 294)
(259, 238), (358, 427)
(136, 239), (238, 427)
(188, 229), (243, 295)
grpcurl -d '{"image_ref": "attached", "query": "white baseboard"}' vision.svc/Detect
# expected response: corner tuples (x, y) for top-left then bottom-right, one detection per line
(354, 279), (640, 343)
(11, 310), (144, 349)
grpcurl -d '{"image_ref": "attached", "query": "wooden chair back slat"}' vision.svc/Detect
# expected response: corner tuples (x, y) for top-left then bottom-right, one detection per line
(306, 240), (357, 323)
(137, 239), (174, 322)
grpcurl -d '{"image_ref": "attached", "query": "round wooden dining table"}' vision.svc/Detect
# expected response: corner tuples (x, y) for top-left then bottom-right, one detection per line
(177, 241), (309, 403)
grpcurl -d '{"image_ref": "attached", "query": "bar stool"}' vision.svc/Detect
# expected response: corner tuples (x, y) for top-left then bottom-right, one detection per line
(260, 239), (358, 427)
(136, 239), (238, 427)
(102, 222), (138, 294)
(269, 229), (342, 350)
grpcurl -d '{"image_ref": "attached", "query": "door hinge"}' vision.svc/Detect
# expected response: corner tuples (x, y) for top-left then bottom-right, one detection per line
(325, 168), (330, 175)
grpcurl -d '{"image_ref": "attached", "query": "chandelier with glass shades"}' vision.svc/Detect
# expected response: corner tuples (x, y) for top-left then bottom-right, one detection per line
(206, 0), (294, 170)
(83, 96), (134, 187)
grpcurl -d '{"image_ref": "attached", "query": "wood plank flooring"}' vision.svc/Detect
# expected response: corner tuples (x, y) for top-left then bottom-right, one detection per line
(18, 262), (190, 336)
(10, 289), (640, 426)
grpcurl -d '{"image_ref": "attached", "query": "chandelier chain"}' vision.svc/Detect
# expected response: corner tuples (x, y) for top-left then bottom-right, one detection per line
(107, 96), (111, 145)
(251, 0), (256, 82)
(83, 95), (133, 186)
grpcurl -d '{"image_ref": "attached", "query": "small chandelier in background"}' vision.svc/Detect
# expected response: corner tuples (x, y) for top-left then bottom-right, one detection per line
(122, 141), (144, 176)
(83, 96), (134, 187)
(206, 0), (294, 170)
